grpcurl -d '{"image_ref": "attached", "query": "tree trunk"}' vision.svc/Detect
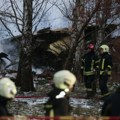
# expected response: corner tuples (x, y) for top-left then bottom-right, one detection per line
(16, 50), (22, 87)
(16, 0), (35, 91)
(64, 0), (100, 80)
(20, 46), (34, 91)
(64, 0), (84, 81)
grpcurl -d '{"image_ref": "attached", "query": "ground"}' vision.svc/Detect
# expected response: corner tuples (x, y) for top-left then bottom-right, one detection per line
(7, 76), (119, 117)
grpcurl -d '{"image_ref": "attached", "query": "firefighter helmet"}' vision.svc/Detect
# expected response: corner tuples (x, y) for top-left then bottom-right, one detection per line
(0, 78), (17, 99)
(53, 70), (76, 90)
(88, 43), (94, 49)
(100, 44), (109, 53)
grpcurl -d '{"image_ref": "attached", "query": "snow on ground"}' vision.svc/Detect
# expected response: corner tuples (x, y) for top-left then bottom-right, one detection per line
(14, 97), (103, 109)
(14, 97), (48, 105)
(11, 96), (103, 116)
(1, 70), (118, 116)
(7, 81), (105, 116)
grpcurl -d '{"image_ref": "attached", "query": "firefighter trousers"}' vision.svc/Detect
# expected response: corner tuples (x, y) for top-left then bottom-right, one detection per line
(84, 75), (96, 97)
(99, 75), (109, 96)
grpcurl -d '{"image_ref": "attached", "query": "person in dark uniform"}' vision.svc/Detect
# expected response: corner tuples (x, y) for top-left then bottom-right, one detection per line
(98, 44), (113, 100)
(101, 86), (120, 116)
(81, 43), (99, 98)
(44, 70), (76, 117)
(0, 77), (17, 116)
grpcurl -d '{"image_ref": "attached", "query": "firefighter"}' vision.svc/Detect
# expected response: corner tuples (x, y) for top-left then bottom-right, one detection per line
(81, 43), (99, 98)
(101, 86), (120, 116)
(0, 77), (17, 116)
(44, 70), (76, 117)
(98, 44), (113, 100)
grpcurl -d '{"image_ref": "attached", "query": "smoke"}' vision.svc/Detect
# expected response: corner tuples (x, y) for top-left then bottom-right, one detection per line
(0, 0), (72, 70)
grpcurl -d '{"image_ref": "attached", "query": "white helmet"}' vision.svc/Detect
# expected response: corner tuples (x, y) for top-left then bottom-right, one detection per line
(0, 78), (17, 99)
(53, 70), (76, 90)
(100, 44), (109, 53)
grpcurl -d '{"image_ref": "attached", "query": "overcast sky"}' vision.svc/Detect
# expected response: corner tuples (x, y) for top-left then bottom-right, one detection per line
(0, 0), (72, 39)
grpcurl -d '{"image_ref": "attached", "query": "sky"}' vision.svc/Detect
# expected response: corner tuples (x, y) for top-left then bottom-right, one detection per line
(0, 0), (72, 39)
(1, 0), (120, 39)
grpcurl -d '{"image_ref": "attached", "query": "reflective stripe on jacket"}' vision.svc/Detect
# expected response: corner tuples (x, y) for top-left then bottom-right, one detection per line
(100, 71), (112, 75)
(99, 52), (113, 76)
(81, 51), (99, 76)
(84, 71), (95, 75)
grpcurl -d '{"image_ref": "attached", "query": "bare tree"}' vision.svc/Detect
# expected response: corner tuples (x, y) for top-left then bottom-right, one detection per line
(55, 0), (120, 80)
(0, 0), (55, 91)
(95, 0), (120, 48)
(55, 0), (101, 79)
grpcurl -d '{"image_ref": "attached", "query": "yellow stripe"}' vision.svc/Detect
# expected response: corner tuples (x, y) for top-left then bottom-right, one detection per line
(50, 109), (54, 119)
(95, 60), (99, 63)
(96, 66), (99, 68)
(84, 71), (94, 75)
(107, 65), (111, 69)
(100, 71), (111, 75)
(91, 60), (94, 71)
(102, 59), (105, 69)
(101, 93), (110, 97)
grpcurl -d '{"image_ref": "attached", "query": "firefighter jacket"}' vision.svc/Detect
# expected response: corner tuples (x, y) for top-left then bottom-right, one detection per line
(81, 51), (99, 76)
(98, 52), (112, 76)
(44, 85), (71, 117)
(0, 96), (13, 116)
